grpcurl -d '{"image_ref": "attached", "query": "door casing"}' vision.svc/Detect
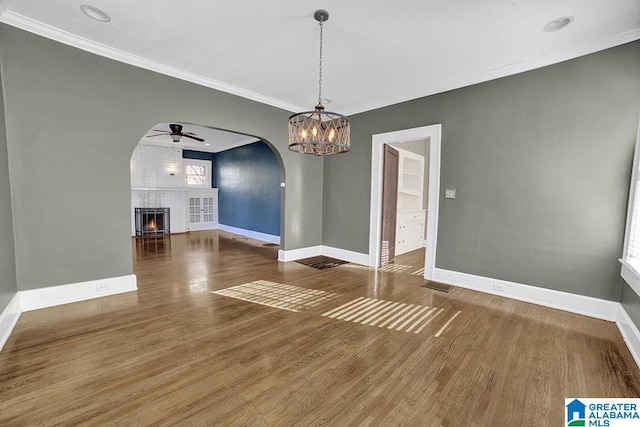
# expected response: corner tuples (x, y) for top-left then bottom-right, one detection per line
(368, 124), (442, 280)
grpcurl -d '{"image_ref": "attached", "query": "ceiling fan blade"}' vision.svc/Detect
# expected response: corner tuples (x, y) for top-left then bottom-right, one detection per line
(182, 131), (197, 136)
(146, 133), (169, 138)
(152, 129), (168, 132)
(183, 134), (205, 142)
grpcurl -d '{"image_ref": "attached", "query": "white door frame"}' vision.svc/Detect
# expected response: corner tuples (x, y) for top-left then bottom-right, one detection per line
(368, 124), (441, 280)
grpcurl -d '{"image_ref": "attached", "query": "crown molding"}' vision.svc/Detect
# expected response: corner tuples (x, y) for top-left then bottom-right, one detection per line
(0, 10), (305, 113)
(343, 27), (640, 116)
(1, 9), (639, 117)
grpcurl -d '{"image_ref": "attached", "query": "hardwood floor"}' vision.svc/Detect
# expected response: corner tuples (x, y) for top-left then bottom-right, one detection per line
(1, 230), (639, 425)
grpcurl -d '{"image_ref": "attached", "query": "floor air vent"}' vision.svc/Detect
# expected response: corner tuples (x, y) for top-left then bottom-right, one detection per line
(422, 281), (454, 293)
(296, 256), (349, 270)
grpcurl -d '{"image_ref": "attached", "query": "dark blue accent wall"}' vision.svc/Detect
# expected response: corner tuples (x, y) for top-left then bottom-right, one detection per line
(214, 142), (281, 236)
(186, 142), (281, 237)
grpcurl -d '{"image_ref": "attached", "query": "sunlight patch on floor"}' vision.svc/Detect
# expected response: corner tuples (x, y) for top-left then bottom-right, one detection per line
(321, 297), (461, 336)
(212, 280), (340, 312)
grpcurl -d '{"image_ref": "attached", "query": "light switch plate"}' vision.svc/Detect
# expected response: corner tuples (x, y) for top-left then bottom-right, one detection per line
(445, 189), (456, 199)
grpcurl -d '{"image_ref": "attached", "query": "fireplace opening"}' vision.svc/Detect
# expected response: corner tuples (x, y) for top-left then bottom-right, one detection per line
(135, 207), (170, 238)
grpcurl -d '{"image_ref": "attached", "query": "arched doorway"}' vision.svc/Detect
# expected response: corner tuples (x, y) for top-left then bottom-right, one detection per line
(130, 122), (285, 255)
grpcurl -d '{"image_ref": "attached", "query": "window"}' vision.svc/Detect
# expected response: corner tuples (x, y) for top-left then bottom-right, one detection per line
(622, 118), (640, 294)
(627, 175), (640, 266)
(186, 164), (206, 185)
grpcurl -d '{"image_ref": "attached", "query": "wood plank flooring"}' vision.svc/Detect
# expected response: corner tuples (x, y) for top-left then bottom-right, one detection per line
(1, 230), (639, 425)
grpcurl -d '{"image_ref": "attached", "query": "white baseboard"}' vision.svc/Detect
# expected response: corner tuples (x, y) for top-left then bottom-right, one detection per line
(20, 274), (138, 312)
(0, 293), (22, 351)
(278, 246), (322, 262)
(617, 304), (640, 370)
(321, 246), (369, 265)
(433, 268), (619, 321)
(278, 245), (368, 265)
(217, 224), (280, 244)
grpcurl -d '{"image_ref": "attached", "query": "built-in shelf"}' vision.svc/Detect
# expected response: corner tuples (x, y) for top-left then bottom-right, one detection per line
(395, 147), (426, 255)
(397, 148), (424, 212)
(399, 188), (421, 196)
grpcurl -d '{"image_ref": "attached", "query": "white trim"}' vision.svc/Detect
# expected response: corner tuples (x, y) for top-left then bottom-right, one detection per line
(433, 268), (618, 321)
(0, 11), (305, 114)
(369, 125), (441, 280)
(617, 304), (640, 370)
(621, 117), (640, 299)
(622, 117), (640, 260)
(321, 246), (369, 265)
(0, 293), (21, 351)
(217, 224), (280, 244)
(20, 274), (138, 312)
(278, 245), (369, 265)
(2, 11), (638, 116)
(621, 260), (640, 298)
(278, 246), (322, 262)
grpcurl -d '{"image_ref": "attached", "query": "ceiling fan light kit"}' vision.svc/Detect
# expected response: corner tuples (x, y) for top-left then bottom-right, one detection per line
(288, 9), (351, 156)
(147, 124), (205, 143)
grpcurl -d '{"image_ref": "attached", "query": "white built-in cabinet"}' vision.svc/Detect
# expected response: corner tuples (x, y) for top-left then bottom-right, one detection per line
(395, 148), (426, 255)
(187, 189), (219, 231)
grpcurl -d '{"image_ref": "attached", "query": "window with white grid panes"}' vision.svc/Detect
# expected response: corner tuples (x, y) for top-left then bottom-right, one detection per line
(623, 119), (640, 273)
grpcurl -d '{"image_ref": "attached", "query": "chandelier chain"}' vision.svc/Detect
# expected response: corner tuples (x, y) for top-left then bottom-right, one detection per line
(318, 20), (323, 105)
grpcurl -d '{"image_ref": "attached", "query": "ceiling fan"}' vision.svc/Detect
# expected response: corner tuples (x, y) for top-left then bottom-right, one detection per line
(147, 124), (205, 143)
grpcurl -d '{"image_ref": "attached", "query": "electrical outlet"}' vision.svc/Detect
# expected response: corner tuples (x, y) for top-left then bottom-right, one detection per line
(445, 189), (456, 199)
(493, 283), (505, 292)
(96, 283), (110, 292)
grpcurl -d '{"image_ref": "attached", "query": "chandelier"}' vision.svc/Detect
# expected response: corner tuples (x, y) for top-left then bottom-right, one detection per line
(288, 10), (351, 156)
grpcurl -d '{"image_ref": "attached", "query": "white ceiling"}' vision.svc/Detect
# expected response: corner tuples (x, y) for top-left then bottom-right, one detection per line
(1, 1), (639, 116)
(142, 123), (258, 153)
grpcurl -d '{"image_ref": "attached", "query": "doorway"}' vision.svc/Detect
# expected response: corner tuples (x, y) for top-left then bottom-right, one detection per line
(130, 123), (284, 250)
(368, 125), (442, 280)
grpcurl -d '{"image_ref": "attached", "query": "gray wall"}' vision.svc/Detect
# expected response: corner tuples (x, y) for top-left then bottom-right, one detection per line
(323, 41), (640, 301)
(0, 24), (324, 291)
(0, 52), (18, 311)
(2, 21), (640, 304)
(621, 280), (640, 327)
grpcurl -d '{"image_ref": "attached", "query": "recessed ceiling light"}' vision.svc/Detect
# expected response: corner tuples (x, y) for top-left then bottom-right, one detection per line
(321, 98), (332, 104)
(80, 5), (111, 23)
(543, 16), (574, 32)
(204, 143), (211, 146)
